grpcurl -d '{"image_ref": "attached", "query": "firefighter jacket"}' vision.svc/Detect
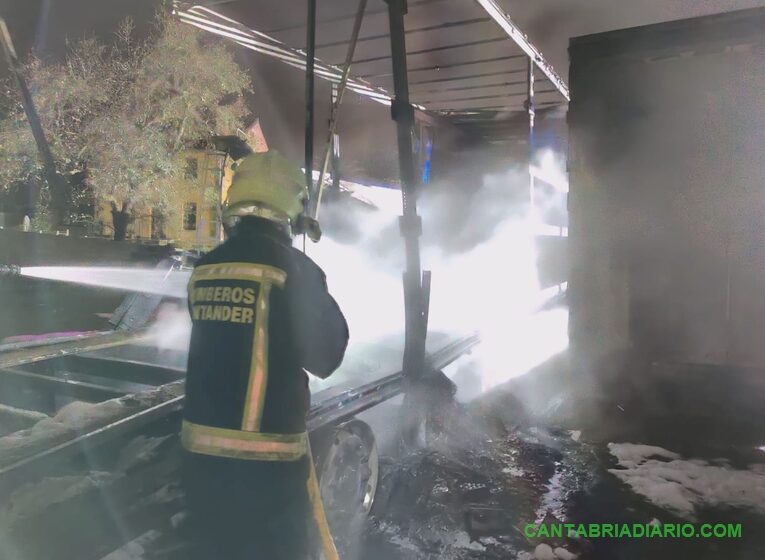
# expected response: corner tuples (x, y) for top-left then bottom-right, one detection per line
(182, 217), (349, 461)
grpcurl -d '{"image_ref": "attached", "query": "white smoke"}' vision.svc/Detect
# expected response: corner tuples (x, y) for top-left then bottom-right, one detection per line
(425, 217), (568, 390)
(92, 155), (569, 395)
(307, 156), (569, 394)
(304, 196), (405, 345)
(145, 302), (192, 352)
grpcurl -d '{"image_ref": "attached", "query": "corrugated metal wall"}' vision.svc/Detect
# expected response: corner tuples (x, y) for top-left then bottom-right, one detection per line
(569, 8), (765, 369)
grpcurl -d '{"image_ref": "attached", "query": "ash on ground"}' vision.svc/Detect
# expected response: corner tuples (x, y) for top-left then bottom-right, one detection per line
(356, 396), (765, 560)
(359, 402), (592, 560)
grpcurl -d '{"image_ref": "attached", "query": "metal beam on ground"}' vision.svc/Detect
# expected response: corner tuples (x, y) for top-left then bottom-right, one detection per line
(0, 329), (152, 370)
(307, 333), (479, 431)
(0, 367), (129, 401)
(0, 394), (185, 491)
(472, 0), (570, 100)
(0, 331), (113, 353)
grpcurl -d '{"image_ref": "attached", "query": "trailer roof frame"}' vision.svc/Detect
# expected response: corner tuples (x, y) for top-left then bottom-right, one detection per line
(173, 0), (568, 117)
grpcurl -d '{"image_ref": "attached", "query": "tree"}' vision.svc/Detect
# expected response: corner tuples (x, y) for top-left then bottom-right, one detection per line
(0, 11), (250, 239)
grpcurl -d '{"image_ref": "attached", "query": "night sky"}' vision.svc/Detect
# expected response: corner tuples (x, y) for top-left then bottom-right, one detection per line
(0, 0), (159, 61)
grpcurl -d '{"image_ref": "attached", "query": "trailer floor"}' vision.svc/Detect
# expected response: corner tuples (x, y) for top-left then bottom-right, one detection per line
(354, 409), (765, 560)
(121, 399), (765, 560)
(4, 387), (765, 560)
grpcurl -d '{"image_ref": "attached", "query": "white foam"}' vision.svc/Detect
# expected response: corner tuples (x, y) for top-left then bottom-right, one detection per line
(609, 442), (765, 517)
(609, 443), (680, 467)
(554, 547), (578, 560)
(534, 543), (557, 560)
(450, 531), (486, 551)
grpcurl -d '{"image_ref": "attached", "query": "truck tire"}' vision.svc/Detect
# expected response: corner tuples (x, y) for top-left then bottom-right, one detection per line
(316, 420), (379, 548)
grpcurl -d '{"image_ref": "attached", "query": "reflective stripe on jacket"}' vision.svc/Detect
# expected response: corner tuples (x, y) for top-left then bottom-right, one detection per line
(181, 420), (307, 461)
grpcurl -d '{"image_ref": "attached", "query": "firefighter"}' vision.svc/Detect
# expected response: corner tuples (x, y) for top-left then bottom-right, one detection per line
(181, 151), (348, 560)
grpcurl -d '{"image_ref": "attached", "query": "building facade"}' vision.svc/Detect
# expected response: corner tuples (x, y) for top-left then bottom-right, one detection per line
(94, 149), (236, 250)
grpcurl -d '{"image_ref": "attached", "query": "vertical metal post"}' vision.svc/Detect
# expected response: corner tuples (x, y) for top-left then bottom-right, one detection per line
(526, 56), (536, 216)
(331, 131), (341, 194)
(385, 0), (428, 384)
(329, 84), (341, 196)
(304, 0), (317, 206)
(0, 18), (66, 222)
(327, 84), (341, 195)
(312, 0), (368, 218)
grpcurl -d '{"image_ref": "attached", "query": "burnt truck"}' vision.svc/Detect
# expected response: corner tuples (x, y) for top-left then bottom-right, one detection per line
(568, 8), (765, 434)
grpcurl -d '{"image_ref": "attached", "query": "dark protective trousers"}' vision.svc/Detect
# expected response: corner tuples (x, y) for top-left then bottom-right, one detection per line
(183, 452), (313, 560)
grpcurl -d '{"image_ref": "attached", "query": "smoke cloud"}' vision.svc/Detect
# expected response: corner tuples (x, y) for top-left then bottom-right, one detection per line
(123, 150), (569, 398)
(309, 152), (569, 396)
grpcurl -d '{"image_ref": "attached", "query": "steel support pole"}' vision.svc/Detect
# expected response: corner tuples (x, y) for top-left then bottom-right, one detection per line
(526, 56), (536, 216)
(304, 0), (317, 208)
(313, 0), (368, 218)
(328, 84), (341, 196)
(331, 130), (341, 193)
(0, 18), (66, 221)
(385, 0), (428, 381)
(385, 0), (431, 451)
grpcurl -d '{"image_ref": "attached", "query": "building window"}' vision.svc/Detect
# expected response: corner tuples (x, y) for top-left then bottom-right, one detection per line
(185, 157), (198, 180)
(183, 202), (197, 230)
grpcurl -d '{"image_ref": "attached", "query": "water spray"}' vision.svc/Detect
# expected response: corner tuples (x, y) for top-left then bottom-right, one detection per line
(0, 263), (189, 298)
(0, 263), (21, 276)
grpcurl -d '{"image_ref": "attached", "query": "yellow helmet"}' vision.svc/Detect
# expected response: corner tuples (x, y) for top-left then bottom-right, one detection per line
(223, 152), (308, 226)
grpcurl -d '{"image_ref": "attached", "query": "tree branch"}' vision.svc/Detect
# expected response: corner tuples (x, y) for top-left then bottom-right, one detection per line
(173, 111), (189, 152)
